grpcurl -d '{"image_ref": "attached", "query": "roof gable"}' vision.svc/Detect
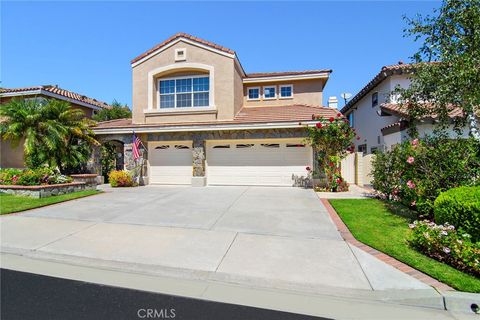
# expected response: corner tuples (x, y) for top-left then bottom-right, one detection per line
(131, 32), (236, 66)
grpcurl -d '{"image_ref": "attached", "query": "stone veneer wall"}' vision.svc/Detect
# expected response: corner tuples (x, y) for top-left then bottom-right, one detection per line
(0, 182), (95, 198)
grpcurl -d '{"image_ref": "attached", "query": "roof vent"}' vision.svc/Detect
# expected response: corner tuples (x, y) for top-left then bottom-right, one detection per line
(328, 96), (338, 109)
(398, 60), (404, 65)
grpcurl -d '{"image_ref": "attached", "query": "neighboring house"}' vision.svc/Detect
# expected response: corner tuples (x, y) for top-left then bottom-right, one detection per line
(340, 62), (470, 154)
(93, 32), (338, 186)
(0, 85), (111, 168)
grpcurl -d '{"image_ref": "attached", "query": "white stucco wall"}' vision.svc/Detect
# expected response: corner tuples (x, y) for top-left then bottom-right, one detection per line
(347, 76), (407, 153)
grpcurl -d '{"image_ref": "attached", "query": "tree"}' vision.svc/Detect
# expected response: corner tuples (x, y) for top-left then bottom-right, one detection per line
(306, 114), (356, 192)
(398, 0), (480, 138)
(0, 98), (99, 173)
(92, 99), (131, 122)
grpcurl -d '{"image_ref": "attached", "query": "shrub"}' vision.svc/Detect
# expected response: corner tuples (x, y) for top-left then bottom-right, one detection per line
(0, 168), (23, 185)
(434, 186), (480, 243)
(108, 170), (134, 187)
(409, 220), (480, 277)
(0, 168), (73, 186)
(306, 113), (356, 192)
(371, 136), (480, 218)
(16, 168), (54, 186)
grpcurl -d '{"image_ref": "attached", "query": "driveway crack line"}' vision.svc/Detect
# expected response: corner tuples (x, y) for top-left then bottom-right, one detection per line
(209, 187), (250, 230)
(33, 221), (100, 252)
(214, 232), (239, 272)
(346, 243), (374, 291)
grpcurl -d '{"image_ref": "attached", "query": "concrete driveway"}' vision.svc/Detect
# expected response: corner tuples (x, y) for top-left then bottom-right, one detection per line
(1, 185), (434, 299)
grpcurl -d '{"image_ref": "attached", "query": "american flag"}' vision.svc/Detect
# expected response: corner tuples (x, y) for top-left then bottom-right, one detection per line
(132, 132), (142, 160)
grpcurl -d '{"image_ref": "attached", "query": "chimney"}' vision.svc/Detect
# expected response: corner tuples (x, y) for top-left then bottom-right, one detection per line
(328, 96), (338, 109)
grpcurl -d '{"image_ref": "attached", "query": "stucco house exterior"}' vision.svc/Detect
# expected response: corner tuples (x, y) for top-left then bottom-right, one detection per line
(341, 62), (471, 154)
(0, 85), (111, 168)
(93, 32), (338, 187)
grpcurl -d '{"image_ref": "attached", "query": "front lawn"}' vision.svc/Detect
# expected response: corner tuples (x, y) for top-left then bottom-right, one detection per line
(329, 198), (480, 293)
(0, 190), (101, 215)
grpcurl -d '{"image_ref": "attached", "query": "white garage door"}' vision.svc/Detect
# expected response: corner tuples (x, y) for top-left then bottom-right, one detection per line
(206, 140), (312, 186)
(148, 142), (192, 185)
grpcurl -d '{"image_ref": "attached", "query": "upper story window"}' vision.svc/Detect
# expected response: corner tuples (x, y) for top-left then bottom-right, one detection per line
(159, 76), (209, 109)
(263, 86), (276, 99)
(347, 112), (354, 128)
(372, 92), (378, 107)
(279, 85), (293, 98)
(247, 87), (260, 100)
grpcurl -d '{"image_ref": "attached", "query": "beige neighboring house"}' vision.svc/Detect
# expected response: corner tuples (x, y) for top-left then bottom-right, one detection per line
(93, 32), (338, 186)
(340, 62), (470, 154)
(0, 85), (111, 168)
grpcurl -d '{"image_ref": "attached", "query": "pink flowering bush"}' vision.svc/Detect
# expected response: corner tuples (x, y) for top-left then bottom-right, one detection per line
(306, 113), (355, 192)
(371, 135), (480, 217)
(409, 220), (480, 277)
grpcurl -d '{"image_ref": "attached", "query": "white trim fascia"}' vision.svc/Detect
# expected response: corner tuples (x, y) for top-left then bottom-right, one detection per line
(93, 120), (317, 135)
(131, 38), (235, 68)
(243, 73), (330, 83)
(0, 90), (103, 111)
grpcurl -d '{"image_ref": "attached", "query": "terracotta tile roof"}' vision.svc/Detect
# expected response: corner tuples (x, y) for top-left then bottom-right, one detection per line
(340, 62), (432, 114)
(0, 85), (111, 110)
(234, 105), (338, 122)
(246, 70), (332, 78)
(131, 32), (235, 64)
(380, 102), (464, 119)
(94, 104), (339, 130)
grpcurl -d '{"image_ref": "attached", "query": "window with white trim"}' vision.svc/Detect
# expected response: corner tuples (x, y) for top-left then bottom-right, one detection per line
(247, 87), (260, 100)
(263, 86), (276, 99)
(159, 76), (209, 109)
(279, 85), (293, 98)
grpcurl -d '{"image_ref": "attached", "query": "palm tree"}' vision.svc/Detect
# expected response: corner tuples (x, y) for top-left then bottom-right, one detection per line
(0, 98), (99, 173)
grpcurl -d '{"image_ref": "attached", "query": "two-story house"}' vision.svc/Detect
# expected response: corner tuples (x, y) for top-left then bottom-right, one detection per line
(0, 85), (111, 168)
(93, 33), (338, 186)
(341, 62), (469, 154)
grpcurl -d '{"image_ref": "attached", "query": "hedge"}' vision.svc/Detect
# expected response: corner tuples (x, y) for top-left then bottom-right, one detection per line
(434, 186), (480, 242)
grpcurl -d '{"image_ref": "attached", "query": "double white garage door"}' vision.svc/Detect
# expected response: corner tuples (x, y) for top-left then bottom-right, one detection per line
(148, 140), (311, 186)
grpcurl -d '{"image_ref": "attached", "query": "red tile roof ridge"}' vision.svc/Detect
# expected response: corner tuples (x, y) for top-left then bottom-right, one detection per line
(1, 85), (111, 109)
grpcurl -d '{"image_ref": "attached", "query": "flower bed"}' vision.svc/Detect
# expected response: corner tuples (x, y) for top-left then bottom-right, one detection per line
(0, 182), (94, 198)
(0, 168), (72, 186)
(0, 169), (99, 198)
(409, 220), (480, 277)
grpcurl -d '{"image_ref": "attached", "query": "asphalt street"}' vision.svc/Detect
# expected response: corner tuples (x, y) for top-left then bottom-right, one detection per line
(0, 269), (330, 320)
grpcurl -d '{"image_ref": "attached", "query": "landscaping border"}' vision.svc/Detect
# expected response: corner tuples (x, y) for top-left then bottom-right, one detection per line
(0, 182), (94, 198)
(319, 198), (453, 292)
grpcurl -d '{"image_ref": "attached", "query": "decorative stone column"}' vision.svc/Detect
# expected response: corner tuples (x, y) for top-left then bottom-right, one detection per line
(124, 143), (135, 170)
(86, 145), (102, 175)
(191, 138), (206, 186)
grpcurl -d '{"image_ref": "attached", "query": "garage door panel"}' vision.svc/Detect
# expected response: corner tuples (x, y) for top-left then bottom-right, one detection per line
(207, 141), (311, 186)
(148, 142), (192, 185)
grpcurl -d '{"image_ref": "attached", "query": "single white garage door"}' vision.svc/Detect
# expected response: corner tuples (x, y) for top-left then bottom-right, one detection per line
(148, 142), (192, 185)
(206, 140), (312, 186)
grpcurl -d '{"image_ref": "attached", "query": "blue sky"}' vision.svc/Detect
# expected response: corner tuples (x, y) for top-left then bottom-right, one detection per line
(2, 1), (439, 108)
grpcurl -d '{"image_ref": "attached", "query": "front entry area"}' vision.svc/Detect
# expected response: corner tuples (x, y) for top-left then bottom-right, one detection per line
(206, 139), (312, 186)
(148, 141), (193, 185)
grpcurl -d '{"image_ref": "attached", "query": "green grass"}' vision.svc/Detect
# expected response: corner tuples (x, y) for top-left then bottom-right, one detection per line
(329, 198), (480, 293)
(0, 190), (101, 215)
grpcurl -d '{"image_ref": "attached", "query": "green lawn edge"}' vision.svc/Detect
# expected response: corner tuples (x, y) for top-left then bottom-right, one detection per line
(0, 190), (102, 215)
(329, 198), (480, 293)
